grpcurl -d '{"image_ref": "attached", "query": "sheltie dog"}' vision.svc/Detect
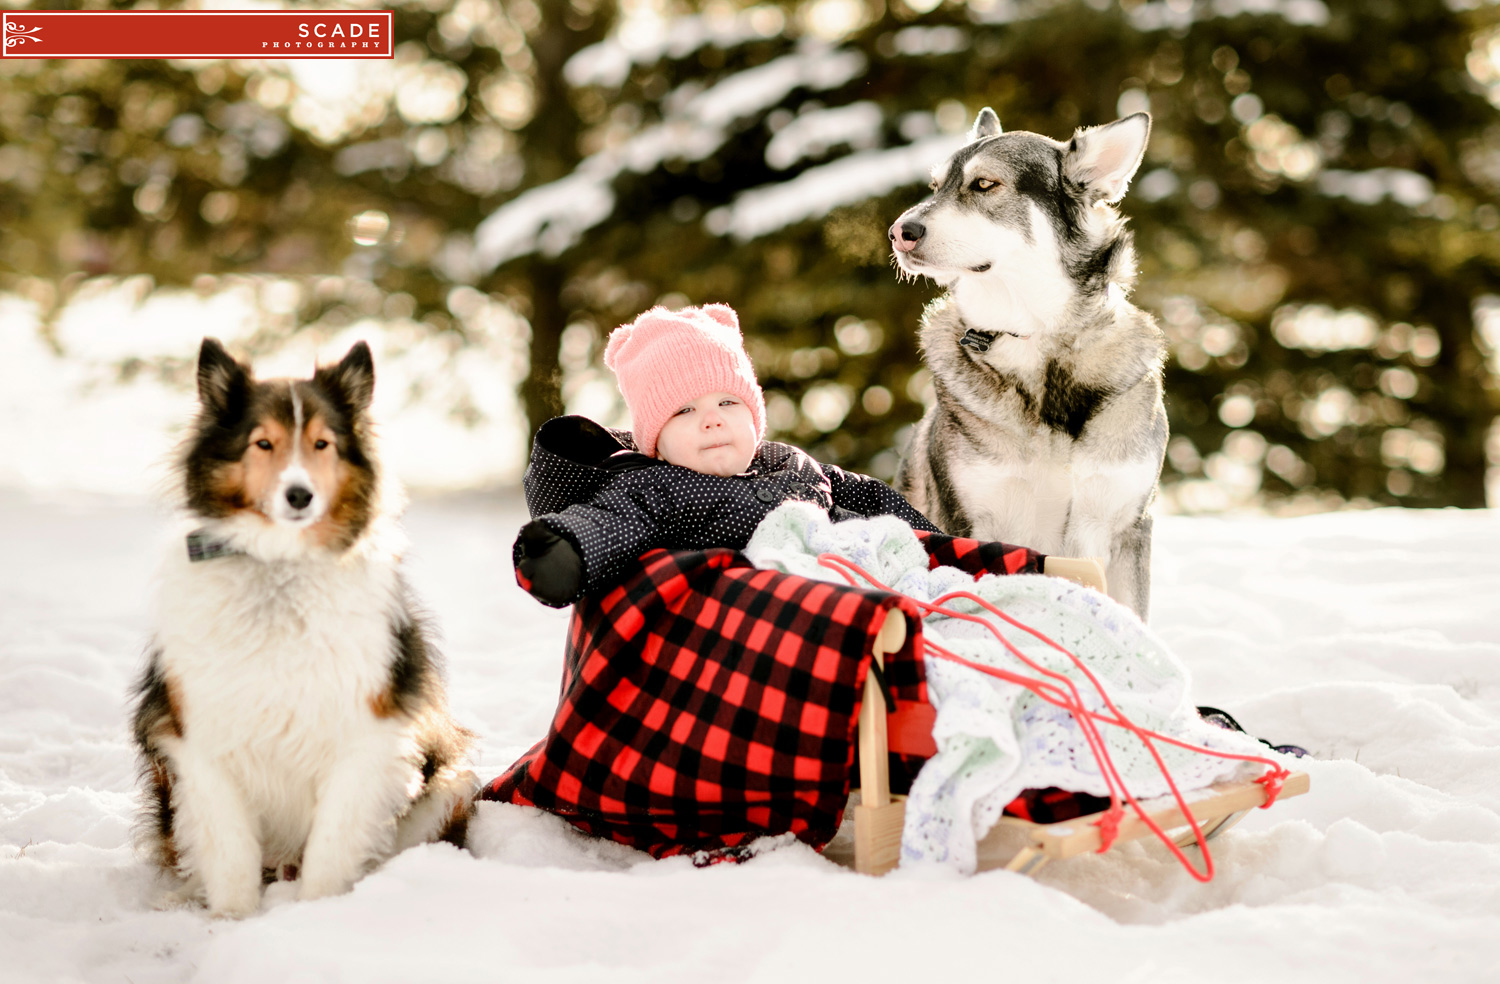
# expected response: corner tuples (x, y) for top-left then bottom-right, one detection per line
(131, 337), (475, 917)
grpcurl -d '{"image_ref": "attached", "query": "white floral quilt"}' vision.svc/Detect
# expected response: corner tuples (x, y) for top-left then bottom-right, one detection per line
(744, 502), (1272, 872)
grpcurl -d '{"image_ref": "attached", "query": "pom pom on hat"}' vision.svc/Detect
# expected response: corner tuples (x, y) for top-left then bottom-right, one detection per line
(604, 304), (766, 458)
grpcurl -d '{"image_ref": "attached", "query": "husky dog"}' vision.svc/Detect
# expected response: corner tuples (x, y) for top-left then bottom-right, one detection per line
(890, 109), (1168, 619)
(132, 338), (475, 917)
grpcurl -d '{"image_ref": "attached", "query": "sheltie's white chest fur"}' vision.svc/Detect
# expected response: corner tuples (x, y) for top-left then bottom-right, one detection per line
(153, 527), (409, 862)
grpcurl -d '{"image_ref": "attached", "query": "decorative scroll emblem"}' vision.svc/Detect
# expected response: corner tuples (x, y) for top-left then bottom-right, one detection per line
(4, 22), (43, 48)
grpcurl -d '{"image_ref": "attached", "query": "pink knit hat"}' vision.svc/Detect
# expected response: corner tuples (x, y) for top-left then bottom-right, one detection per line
(603, 303), (766, 458)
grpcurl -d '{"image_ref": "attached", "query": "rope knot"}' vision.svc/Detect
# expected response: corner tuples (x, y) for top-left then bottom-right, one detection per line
(1094, 805), (1126, 852)
(1255, 767), (1291, 808)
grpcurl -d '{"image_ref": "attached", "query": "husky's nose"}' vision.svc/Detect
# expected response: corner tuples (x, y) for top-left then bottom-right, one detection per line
(285, 486), (314, 510)
(890, 219), (924, 252)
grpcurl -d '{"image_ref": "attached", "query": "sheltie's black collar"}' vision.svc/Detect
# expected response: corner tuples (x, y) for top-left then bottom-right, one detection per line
(186, 528), (243, 563)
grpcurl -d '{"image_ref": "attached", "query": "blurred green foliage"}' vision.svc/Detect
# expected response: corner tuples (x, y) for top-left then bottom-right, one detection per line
(2, 0), (1498, 507)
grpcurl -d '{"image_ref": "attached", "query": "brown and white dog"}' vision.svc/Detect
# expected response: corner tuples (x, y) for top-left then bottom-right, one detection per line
(131, 338), (475, 917)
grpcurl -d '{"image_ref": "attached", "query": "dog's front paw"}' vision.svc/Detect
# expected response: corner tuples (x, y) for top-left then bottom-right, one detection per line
(1043, 556), (1108, 594)
(296, 868), (355, 902)
(197, 864), (263, 919)
(205, 886), (261, 919)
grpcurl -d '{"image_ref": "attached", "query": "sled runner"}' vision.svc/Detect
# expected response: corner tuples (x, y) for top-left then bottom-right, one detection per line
(845, 610), (1312, 877)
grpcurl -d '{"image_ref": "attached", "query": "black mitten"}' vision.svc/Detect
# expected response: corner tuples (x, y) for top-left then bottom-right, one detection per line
(515, 520), (584, 607)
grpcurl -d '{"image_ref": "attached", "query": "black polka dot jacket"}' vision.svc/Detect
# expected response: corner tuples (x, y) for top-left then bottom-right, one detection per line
(515, 415), (943, 607)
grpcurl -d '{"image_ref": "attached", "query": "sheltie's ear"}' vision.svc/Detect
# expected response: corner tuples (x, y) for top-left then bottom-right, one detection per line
(197, 337), (250, 419)
(315, 341), (375, 414)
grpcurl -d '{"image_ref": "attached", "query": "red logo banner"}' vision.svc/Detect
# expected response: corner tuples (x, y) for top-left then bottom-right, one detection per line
(1, 9), (394, 59)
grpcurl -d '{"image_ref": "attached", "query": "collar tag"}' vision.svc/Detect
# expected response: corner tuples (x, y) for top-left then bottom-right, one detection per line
(186, 529), (242, 563)
(960, 327), (997, 353)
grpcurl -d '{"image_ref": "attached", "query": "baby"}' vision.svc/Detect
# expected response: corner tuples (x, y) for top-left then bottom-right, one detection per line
(514, 303), (1103, 606)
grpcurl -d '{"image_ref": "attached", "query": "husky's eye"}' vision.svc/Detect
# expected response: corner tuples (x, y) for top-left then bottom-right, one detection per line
(255, 439), (273, 451)
(971, 178), (999, 192)
(314, 439), (329, 450)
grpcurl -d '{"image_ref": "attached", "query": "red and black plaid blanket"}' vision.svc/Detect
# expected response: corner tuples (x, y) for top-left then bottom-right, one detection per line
(482, 531), (1044, 861)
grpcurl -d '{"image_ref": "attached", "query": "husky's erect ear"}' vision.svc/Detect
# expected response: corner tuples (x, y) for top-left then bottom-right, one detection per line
(1063, 113), (1151, 205)
(969, 107), (1002, 142)
(197, 337), (250, 418)
(315, 340), (376, 413)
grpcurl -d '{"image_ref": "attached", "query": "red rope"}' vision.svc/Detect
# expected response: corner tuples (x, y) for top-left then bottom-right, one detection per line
(817, 553), (1292, 882)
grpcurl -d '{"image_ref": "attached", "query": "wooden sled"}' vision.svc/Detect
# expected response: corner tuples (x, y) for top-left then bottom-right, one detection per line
(847, 610), (1310, 876)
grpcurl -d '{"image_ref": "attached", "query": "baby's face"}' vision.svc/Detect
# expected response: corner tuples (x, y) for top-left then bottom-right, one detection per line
(655, 391), (758, 477)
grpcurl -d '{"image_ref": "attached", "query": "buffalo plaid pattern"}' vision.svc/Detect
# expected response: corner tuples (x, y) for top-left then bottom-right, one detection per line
(1002, 787), (1113, 824)
(484, 533), (1045, 861)
(916, 529), (1043, 577)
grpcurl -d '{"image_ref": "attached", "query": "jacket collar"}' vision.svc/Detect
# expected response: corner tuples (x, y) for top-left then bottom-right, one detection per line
(524, 415), (663, 518)
(524, 415), (797, 517)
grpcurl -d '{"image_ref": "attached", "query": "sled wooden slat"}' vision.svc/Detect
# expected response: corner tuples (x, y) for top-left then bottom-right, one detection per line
(986, 770), (1311, 862)
(848, 609), (1311, 876)
(856, 610), (904, 810)
(971, 770), (1311, 870)
(852, 610), (908, 875)
(852, 797), (905, 875)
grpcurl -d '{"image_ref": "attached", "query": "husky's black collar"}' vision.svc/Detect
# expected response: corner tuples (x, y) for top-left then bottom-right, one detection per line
(958, 320), (1025, 354)
(186, 528), (243, 563)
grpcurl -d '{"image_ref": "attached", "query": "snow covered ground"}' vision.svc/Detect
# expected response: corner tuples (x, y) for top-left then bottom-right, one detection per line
(3, 491), (1498, 983)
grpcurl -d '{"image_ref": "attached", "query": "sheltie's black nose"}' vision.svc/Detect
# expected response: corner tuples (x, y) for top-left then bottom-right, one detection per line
(285, 486), (313, 510)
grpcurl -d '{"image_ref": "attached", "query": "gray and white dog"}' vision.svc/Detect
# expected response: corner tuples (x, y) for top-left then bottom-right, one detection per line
(890, 109), (1168, 619)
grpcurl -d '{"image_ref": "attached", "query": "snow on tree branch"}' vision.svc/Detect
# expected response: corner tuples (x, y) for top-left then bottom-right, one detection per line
(565, 6), (790, 89)
(475, 43), (869, 272)
(704, 134), (962, 243)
